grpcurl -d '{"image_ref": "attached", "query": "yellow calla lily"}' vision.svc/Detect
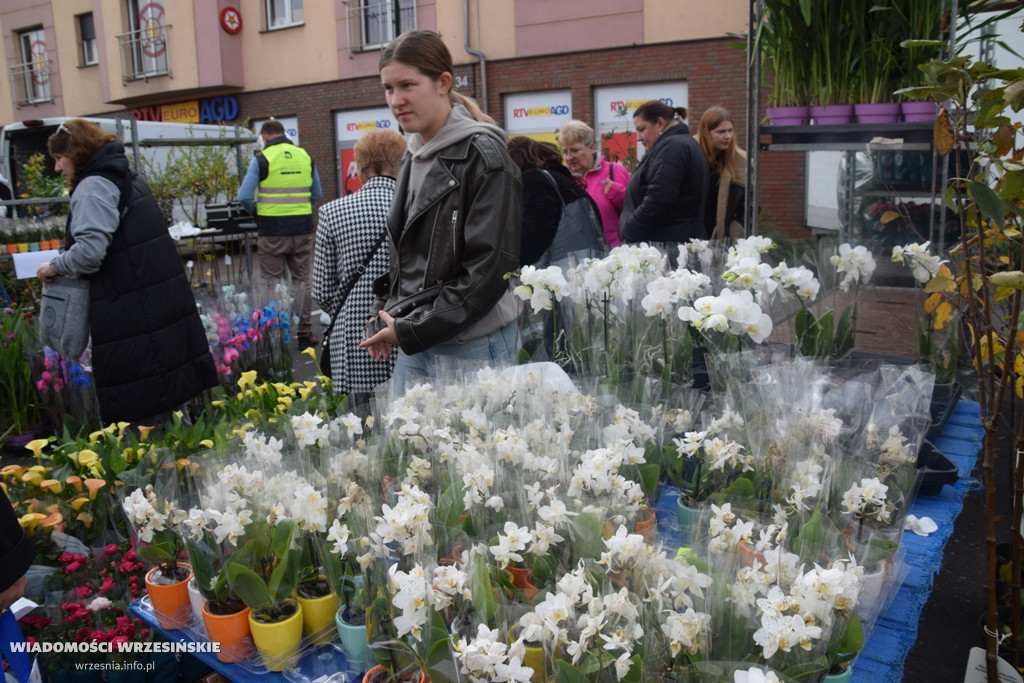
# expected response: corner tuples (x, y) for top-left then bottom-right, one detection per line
(277, 396), (293, 409)
(137, 425), (156, 442)
(24, 439), (49, 461)
(21, 471), (43, 486)
(70, 496), (91, 511)
(88, 430), (103, 445)
(230, 424), (253, 439)
(76, 512), (94, 529)
(115, 422), (130, 437)
(238, 370), (258, 392)
(1, 465), (25, 478)
(300, 346), (317, 362)
(76, 450), (105, 478)
(245, 408), (261, 421)
(19, 513), (46, 532)
(211, 400), (225, 409)
(39, 479), (61, 494)
(199, 439), (214, 449)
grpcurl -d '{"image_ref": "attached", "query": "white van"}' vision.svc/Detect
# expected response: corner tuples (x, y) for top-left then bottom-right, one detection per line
(0, 116), (255, 221)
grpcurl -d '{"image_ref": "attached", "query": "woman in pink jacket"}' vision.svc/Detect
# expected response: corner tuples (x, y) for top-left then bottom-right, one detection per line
(558, 120), (630, 247)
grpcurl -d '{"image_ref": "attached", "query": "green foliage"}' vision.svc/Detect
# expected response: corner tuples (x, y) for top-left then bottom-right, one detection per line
(227, 518), (302, 619)
(0, 306), (43, 437)
(140, 130), (242, 225)
(18, 153), (68, 216)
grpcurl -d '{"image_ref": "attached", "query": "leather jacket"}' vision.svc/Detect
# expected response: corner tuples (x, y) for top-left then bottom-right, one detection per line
(373, 132), (522, 355)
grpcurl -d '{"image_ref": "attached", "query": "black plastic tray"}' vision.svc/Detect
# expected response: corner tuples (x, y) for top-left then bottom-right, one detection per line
(917, 440), (959, 497)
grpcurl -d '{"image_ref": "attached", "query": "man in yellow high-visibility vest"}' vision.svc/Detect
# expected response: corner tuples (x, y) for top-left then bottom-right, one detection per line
(238, 119), (323, 349)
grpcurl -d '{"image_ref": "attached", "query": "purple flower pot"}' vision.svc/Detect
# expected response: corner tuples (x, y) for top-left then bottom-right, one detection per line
(902, 101), (937, 122)
(810, 104), (854, 125)
(766, 105), (811, 126)
(855, 102), (901, 123)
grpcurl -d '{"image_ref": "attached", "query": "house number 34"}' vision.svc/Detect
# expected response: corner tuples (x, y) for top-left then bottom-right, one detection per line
(454, 75), (469, 88)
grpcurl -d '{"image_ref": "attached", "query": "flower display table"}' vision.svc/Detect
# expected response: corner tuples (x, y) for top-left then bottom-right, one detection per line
(849, 400), (983, 683)
(130, 399), (982, 683)
(130, 596), (362, 683)
(654, 399), (983, 683)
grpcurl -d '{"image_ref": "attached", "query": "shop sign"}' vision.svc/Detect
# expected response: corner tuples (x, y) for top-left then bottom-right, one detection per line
(334, 107), (398, 142)
(504, 91), (572, 133)
(131, 95), (240, 124)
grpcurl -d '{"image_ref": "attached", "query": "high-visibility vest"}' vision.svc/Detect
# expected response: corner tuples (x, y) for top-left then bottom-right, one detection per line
(255, 142), (313, 217)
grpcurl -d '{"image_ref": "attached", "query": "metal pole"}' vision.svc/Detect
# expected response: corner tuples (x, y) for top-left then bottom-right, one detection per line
(745, 0), (761, 236)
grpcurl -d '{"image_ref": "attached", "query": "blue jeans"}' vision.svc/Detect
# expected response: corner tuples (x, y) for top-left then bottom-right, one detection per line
(390, 321), (520, 395)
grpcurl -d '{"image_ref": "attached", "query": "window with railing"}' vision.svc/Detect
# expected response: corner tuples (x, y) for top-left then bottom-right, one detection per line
(78, 13), (98, 66)
(116, 22), (169, 81)
(9, 28), (52, 105)
(266, 0), (303, 30)
(345, 0), (415, 52)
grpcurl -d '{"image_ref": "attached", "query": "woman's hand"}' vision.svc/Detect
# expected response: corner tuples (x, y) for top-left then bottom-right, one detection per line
(602, 177), (614, 195)
(360, 310), (398, 360)
(36, 262), (58, 283)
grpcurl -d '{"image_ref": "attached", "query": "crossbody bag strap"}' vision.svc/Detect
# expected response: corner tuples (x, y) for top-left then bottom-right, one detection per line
(538, 169), (567, 210)
(324, 228), (389, 341)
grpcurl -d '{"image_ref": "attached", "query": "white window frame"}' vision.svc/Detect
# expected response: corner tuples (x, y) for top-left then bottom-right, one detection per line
(16, 28), (51, 104)
(79, 13), (98, 66)
(266, 0), (303, 30)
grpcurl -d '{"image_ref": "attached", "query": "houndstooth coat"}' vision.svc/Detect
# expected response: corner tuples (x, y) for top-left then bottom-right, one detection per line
(312, 176), (396, 393)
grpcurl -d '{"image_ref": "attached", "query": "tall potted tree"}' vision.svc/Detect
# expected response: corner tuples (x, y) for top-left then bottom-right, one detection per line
(895, 8), (1024, 679)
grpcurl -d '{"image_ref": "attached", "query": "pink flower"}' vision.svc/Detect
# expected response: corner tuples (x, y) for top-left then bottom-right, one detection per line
(74, 585), (93, 598)
(99, 576), (115, 593)
(104, 543), (119, 556)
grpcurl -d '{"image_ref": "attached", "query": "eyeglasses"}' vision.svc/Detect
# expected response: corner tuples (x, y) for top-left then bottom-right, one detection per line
(561, 145), (590, 157)
(57, 123), (71, 136)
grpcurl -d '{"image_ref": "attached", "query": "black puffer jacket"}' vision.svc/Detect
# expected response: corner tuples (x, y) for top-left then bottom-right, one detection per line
(68, 142), (217, 423)
(620, 123), (710, 243)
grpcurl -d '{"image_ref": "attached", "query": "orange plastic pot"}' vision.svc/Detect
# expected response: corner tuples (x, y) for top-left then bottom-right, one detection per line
(144, 563), (193, 629)
(202, 600), (252, 663)
(363, 665), (428, 683)
(506, 565), (539, 601)
(634, 508), (657, 544)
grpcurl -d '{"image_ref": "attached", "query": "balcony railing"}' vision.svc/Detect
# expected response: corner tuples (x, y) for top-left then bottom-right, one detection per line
(8, 60), (53, 106)
(344, 0), (415, 53)
(116, 23), (171, 82)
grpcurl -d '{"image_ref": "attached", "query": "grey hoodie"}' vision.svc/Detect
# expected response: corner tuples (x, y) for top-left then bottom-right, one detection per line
(404, 104), (507, 216)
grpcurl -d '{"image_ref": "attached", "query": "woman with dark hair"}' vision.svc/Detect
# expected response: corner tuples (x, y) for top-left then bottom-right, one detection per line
(313, 129), (406, 414)
(619, 100), (709, 245)
(360, 30), (523, 393)
(697, 105), (746, 241)
(506, 136), (605, 267)
(36, 118), (217, 425)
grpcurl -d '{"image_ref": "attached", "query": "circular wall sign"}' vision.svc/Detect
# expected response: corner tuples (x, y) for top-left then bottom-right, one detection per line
(220, 7), (242, 34)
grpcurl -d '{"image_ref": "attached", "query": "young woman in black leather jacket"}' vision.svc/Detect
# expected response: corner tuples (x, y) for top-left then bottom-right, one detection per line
(361, 30), (523, 393)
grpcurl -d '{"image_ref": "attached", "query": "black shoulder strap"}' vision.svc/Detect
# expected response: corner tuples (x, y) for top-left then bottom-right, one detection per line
(607, 162), (614, 181)
(538, 169), (566, 209)
(323, 228), (389, 341)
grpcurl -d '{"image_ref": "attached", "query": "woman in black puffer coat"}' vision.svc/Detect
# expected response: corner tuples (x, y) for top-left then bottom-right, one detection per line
(36, 118), (217, 425)
(620, 100), (710, 246)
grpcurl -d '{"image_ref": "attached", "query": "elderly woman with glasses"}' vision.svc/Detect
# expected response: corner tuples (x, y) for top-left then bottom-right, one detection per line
(557, 120), (630, 247)
(35, 118), (217, 426)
